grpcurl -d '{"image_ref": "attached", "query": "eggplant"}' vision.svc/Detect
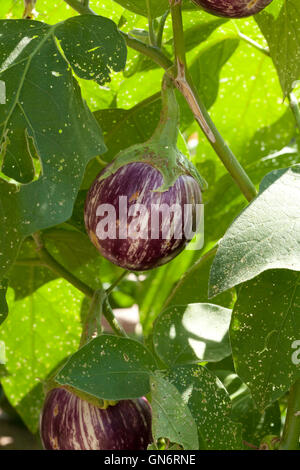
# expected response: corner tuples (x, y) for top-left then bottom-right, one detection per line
(84, 161), (202, 271)
(40, 388), (152, 450)
(192, 0), (273, 18)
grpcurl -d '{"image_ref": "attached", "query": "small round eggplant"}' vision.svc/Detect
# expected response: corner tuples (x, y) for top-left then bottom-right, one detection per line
(84, 162), (202, 271)
(192, 0), (273, 18)
(40, 388), (152, 450)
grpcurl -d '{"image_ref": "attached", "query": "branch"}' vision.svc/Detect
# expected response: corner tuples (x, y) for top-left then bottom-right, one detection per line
(32, 232), (126, 336)
(169, 1), (257, 202)
(146, 0), (156, 46)
(32, 232), (94, 298)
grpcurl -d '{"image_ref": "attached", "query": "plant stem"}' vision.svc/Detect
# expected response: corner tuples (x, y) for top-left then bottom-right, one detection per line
(169, 2), (257, 202)
(103, 297), (127, 337)
(156, 10), (169, 48)
(146, 0), (156, 46)
(32, 232), (94, 298)
(106, 271), (128, 296)
(279, 379), (300, 450)
(64, 0), (94, 14)
(169, 0), (186, 68)
(32, 232), (127, 337)
(121, 32), (173, 70)
(80, 289), (103, 346)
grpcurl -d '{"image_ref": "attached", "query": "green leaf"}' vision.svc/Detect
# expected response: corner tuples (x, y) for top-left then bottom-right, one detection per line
(7, 238), (56, 300)
(153, 303), (232, 366)
(56, 335), (157, 400)
(230, 269), (300, 410)
(256, 0), (300, 96)
(0, 278), (8, 325)
(215, 370), (281, 447)
(164, 248), (234, 309)
(56, 15), (127, 85)
(0, 280), (83, 432)
(209, 165), (300, 297)
(112, 0), (169, 18)
(0, 17), (111, 282)
(166, 365), (243, 450)
(150, 373), (199, 450)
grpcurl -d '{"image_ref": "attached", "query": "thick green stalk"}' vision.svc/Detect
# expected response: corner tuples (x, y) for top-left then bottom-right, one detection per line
(105, 271), (128, 296)
(32, 232), (126, 337)
(156, 10), (170, 48)
(169, 1), (257, 202)
(146, 0), (156, 46)
(32, 232), (94, 298)
(279, 379), (300, 450)
(150, 74), (179, 147)
(80, 289), (103, 346)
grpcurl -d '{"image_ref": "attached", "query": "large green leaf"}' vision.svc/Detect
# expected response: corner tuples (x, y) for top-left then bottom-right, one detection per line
(230, 269), (300, 410)
(56, 335), (157, 400)
(166, 365), (243, 450)
(56, 15), (127, 85)
(0, 14), (128, 282)
(150, 373), (199, 450)
(0, 280), (83, 432)
(209, 165), (300, 297)
(256, 0), (300, 96)
(153, 303), (232, 366)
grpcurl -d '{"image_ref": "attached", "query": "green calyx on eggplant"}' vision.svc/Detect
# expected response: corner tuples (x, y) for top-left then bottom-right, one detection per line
(84, 76), (205, 271)
(40, 387), (152, 450)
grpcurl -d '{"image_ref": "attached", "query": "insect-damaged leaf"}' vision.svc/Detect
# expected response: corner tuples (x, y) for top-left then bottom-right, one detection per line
(0, 15), (126, 282)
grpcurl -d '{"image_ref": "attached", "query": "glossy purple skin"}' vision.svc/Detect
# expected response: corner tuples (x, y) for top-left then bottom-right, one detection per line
(84, 162), (202, 271)
(40, 388), (152, 450)
(192, 0), (273, 18)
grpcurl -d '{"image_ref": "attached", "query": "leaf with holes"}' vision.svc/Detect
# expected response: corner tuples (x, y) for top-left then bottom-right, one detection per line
(150, 373), (199, 450)
(165, 365), (243, 450)
(0, 14), (127, 283)
(56, 335), (157, 400)
(153, 303), (232, 366)
(230, 269), (300, 410)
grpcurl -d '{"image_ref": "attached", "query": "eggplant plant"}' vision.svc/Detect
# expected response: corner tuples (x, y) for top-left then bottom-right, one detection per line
(0, 0), (299, 452)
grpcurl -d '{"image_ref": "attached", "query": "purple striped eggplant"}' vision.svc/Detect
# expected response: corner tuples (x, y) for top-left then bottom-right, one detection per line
(192, 0), (273, 17)
(84, 161), (202, 271)
(40, 388), (152, 450)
